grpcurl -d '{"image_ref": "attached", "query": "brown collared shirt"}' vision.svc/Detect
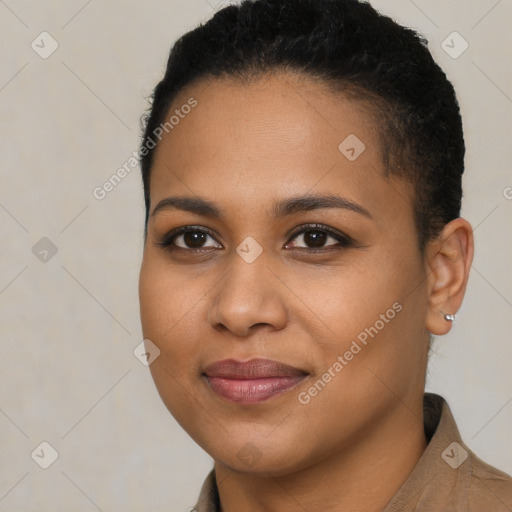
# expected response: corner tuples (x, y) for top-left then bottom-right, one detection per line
(193, 393), (512, 511)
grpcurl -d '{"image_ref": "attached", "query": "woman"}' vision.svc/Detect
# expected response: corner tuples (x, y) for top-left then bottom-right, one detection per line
(137, 0), (512, 510)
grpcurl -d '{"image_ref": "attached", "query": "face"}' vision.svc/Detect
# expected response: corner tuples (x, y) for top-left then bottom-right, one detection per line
(138, 72), (430, 476)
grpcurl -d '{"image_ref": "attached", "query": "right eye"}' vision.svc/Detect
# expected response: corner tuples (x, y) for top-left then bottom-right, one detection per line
(155, 226), (223, 251)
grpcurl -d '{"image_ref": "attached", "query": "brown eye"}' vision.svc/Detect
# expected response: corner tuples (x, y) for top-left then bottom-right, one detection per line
(301, 230), (328, 248)
(285, 224), (353, 250)
(179, 231), (208, 249)
(156, 226), (222, 251)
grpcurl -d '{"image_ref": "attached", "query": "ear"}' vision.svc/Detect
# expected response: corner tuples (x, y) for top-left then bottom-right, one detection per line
(424, 218), (474, 335)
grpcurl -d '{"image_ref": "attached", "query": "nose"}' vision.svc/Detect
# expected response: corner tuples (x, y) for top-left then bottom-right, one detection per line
(208, 254), (288, 338)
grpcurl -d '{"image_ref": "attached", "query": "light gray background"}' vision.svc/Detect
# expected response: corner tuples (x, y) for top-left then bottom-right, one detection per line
(0, 0), (511, 510)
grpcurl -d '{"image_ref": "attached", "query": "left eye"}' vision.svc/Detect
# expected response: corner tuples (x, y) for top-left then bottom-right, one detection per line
(285, 225), (352, 250)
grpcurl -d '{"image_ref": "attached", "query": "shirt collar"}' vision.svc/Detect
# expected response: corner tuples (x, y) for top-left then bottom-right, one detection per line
(383, 392), (471, 511)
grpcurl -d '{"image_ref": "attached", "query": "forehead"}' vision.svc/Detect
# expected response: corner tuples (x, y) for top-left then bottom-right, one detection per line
(149, 72), (412, 223)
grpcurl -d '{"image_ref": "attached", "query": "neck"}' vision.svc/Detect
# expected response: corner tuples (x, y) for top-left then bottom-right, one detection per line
(215, 401), (427, 512)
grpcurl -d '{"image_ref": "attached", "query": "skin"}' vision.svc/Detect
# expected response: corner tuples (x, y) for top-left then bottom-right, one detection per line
(138, 71), (474, 512)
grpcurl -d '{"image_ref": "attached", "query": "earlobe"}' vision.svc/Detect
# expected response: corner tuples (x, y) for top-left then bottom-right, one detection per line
(425, 218), (474, 335)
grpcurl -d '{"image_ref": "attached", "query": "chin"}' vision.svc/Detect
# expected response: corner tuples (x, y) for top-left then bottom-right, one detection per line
(215, 450), (306, 477)
(194, 427), (318, 477)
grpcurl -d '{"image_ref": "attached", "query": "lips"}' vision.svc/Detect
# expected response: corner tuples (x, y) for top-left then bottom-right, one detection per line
(203, 358), (308, 404)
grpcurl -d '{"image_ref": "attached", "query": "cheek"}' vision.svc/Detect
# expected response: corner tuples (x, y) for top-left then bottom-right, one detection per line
(138, 258), (203, 381)
(139, 256), (200, 338)
(295, 256), (405, 337)
(300, 250), (421, 381)
(311, 264), (426, 409)
(139, 260), (206, 423)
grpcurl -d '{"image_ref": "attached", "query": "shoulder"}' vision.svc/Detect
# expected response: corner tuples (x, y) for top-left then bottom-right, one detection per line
(467, 447), (512, 511)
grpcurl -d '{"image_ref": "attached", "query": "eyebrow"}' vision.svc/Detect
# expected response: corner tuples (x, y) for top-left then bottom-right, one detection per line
(151, 194), (372, 219)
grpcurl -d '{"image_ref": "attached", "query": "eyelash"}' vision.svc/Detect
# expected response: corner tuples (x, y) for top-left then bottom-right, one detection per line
(154, 223), (354, 253)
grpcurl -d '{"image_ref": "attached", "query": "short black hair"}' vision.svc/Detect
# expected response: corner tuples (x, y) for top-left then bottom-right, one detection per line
(139, 0), (465, 251)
